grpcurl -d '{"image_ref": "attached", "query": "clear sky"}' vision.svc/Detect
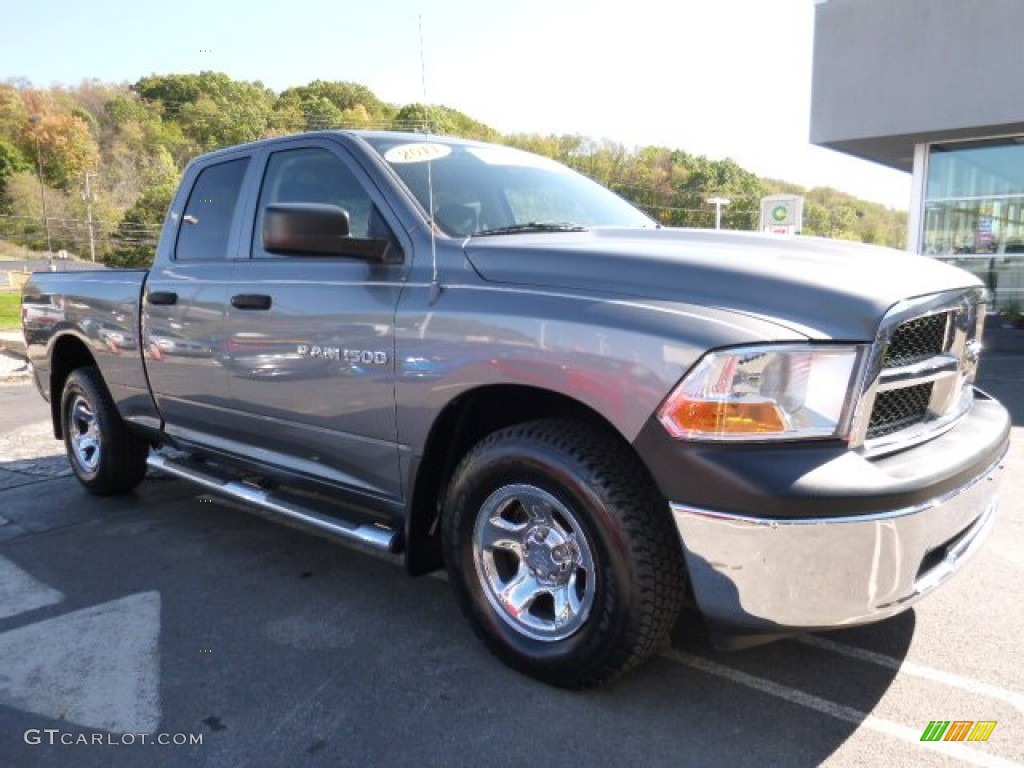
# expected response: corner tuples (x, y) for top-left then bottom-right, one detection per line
(1, 0), (911, 209)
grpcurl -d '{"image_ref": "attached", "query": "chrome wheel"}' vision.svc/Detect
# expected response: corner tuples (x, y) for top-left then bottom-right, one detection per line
(69, 394), (101, 473)
(472, 484), (596, 642)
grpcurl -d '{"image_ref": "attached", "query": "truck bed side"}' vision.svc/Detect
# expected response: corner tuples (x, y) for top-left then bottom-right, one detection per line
(23, 269), (160, 435)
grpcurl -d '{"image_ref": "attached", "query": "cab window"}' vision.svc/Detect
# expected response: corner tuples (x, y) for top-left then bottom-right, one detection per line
(174, 158), (249, 261)
(252, 147), (392, 257)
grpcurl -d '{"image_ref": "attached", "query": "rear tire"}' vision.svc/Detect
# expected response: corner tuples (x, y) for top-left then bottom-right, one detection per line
(442, 418), (685, 688)
(61, 366), (149, 495)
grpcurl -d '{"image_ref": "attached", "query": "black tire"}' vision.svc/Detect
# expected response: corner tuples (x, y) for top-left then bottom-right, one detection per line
(442, 418), (686, 688)
(61, 366), (149, 495)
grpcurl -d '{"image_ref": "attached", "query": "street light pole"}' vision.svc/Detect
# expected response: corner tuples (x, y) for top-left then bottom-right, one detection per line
(28, 114), (53, 253)
(706, 197), (731, 230)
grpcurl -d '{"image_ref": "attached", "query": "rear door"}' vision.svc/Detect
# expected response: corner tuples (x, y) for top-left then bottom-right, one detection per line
(219, 138), (411, 501)
(143, 154), (253, 443)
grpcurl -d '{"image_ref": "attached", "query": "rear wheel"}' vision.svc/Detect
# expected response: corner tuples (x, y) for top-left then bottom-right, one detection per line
(442, 419), (686, 688)
(61, 366), (149, 495)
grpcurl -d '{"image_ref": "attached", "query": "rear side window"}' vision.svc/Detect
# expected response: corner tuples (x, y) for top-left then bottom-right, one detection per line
(175, 158), (249, 261)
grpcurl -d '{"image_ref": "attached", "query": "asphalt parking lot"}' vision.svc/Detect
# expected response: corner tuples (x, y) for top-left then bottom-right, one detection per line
(0, 340), (1021, 767)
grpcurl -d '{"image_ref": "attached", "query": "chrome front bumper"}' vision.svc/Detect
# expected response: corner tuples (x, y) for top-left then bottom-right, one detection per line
(671, 450), (1005, 642)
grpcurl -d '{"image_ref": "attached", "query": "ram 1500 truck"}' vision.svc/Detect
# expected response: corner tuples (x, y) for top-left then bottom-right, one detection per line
(22, 131), (1009, 688)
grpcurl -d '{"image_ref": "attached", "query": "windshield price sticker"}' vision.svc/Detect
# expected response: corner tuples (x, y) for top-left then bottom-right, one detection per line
(383, 143), (451, 164)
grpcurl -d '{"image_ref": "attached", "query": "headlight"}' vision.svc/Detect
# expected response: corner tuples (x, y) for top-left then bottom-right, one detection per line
(657, 344), (866, 441)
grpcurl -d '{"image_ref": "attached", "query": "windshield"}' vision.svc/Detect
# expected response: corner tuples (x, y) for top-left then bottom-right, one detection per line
(362, 136), (654, 237)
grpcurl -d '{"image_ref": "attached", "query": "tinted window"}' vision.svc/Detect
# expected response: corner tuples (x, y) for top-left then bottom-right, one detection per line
(253, 147), (388, 257)
(175, 158), (249, 261)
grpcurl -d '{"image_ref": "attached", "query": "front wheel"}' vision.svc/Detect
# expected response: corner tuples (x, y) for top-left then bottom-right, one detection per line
(442, 419), (686, 688)
(61, 366), (149, 495)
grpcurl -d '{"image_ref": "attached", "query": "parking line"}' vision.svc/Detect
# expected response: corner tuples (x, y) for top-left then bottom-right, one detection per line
(0, 592), (162, 733)
(797, 635), (1024, 714)
(663, 650), (1023, 768)
(0, 555), (63, 620)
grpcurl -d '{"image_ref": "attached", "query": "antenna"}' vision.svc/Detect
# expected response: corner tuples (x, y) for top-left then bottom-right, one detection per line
(419, 15), (442, 305)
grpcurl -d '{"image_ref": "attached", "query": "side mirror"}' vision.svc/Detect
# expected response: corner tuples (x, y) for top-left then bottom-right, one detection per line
(262, 203), (393, 262)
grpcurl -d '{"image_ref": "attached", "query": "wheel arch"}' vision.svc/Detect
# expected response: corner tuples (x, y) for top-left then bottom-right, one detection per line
(403, 383), (662, 575)
(49, 334), (99, 439)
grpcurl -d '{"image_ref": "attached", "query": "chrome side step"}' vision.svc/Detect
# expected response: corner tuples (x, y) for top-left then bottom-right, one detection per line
(146, 454), (400, 553)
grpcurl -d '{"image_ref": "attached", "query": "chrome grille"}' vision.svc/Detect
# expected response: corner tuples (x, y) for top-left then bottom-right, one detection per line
(883, 313), (949, 367)
(867, 382), (934, 439)
(853, 287), (986, 457)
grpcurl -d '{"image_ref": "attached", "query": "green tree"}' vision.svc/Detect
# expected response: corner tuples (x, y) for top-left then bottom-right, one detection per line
(393, 103), (496, 139)
(3, 170), (79, 253)
(0, 139), (30, 211)
(107, 179), (174, 267)
(276, 80), (392, 131)
(134, 72), (276, 151)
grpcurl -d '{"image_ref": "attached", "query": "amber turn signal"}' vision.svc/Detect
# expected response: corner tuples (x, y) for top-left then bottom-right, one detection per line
(660, 397), (787, 439)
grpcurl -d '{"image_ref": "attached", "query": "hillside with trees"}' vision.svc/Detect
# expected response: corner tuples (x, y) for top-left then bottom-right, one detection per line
(0, 72), (907, 267)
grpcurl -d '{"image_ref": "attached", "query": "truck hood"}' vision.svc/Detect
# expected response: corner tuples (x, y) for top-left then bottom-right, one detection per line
(463, 229), (982, 340)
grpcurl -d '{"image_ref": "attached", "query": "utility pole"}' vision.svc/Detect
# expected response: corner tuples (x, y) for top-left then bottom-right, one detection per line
(83, 171), (98, 262)
(28, 114), (53, 253)
(706, 197), (731, 230)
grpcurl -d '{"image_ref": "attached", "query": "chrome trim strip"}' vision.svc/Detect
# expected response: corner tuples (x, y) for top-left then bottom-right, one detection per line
(875, 355), (959, 390)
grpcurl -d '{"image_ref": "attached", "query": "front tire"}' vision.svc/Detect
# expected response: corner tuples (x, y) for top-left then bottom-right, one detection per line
(61, 366), (149, 495)
(442, 419), (685, 688)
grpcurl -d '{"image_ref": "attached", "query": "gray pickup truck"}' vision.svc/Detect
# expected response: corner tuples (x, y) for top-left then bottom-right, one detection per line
(22, 131), (1009, 687)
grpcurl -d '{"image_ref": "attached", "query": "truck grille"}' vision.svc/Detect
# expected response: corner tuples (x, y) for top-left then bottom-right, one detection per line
(883, 313), (949, 367)
(855, 288), (985, 456)
(867, 382), (934, 439)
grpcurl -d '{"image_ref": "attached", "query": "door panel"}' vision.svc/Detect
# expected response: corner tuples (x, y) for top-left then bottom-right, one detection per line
(144, 262), (235, 437)
(144, 156), (250, 440)
(220, 143), (407, 500)
(222, 260), (404, 498)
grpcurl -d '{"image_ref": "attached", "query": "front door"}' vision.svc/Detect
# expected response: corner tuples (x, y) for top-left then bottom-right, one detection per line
(219, 141), (409, 502)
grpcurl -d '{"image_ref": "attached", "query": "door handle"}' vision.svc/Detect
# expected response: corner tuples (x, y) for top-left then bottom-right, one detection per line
(231, 294), (273, 310)
(148, 291), (178, 306)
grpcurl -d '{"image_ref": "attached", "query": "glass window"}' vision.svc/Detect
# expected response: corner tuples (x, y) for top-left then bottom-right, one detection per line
(253, 147), (387, 257)
(362, 137), (653, 237)
(175, 158), (249, 261)
(926, 141), (1024, 200)
(925, 138), (1024, 310)
(924, 139), (1024, 256)
(923, 198), (1024, 256)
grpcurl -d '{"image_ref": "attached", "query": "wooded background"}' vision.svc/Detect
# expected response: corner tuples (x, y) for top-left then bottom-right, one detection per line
(0, 73), (907, 266)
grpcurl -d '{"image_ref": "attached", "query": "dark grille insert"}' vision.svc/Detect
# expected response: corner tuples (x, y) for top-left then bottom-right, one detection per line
(883, 313), (949, 368)
(915, 518), (976, 581)
(867, 382), (933, 440)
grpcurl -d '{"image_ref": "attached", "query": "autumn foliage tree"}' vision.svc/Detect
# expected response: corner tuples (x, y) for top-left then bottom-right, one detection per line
(0, 72), (907, 266)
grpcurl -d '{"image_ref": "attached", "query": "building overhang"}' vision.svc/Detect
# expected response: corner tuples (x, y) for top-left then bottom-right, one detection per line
(819, 124), (1024, 174)
(811, 0), (1024, 172)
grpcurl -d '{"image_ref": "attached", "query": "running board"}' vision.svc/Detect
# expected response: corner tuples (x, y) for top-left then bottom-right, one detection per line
(146, 454), (400, 553)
